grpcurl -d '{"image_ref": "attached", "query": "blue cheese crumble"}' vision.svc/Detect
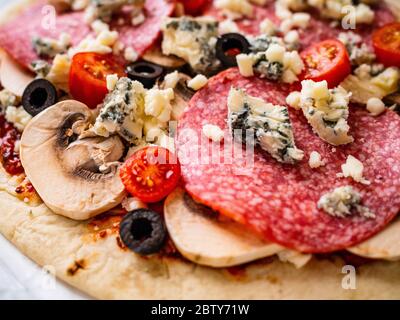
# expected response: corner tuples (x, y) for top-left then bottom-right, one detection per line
(93, 77), (146, 144)
(318, 186), (375, 219)
(227, 87), (304, 164)
(32, 33), (71, 58)
(161, 17), (220, 74)
(298, 80), (353, 145)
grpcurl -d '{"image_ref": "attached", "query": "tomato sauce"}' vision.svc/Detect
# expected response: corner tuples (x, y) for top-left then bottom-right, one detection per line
(0, 115), (23, 175)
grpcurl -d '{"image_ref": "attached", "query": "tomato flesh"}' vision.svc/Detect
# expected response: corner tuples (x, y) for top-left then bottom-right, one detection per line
(177, 0), (208, 15)
(69, 52), (126, 109)
(120, 146), (181, 203)
(373, 23), (400, 68)
(300, 39), (351, 88)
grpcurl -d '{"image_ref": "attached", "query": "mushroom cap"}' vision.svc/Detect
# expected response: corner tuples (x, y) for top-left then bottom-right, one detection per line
(20, 100), (127, 220)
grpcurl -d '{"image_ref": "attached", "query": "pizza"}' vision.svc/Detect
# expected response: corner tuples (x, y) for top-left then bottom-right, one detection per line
(0, 0), (400, 299)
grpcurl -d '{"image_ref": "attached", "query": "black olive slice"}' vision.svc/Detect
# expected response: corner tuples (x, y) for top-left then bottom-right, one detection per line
(126, 61), (164, 89)
(216, 33), (251, 68)
(119, 209), (167, 255)
(22, 79), (57, 116)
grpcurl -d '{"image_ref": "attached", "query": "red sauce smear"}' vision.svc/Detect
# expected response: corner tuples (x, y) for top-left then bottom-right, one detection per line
(0, 115), (23, 175)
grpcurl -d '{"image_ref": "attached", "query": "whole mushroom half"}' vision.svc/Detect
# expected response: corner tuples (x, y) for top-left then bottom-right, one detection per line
(20, 100), (127, 220)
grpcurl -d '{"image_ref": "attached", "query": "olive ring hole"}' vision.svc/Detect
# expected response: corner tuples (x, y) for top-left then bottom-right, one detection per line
(30, 87), (48, 109)
(222, 38), (246, 56)
(131, 218), (153, 241)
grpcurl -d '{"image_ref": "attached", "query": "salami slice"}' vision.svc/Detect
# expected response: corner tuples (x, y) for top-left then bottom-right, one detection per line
(0, 0), (174, 68)
(204, 1), (395, 49)
(176, 68), (400, 253)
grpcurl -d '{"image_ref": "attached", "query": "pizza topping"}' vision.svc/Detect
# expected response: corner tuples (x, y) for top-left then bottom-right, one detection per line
(301, 39), (351, 88)
(237, 42), (304, 83)
(32, 33), (72, 59)
(69, 52), (126, 109)
(187, 74), (208, 91)
(372, 22), (400, 68)
(161, 17), (220, 74)
(215, 33), (251, 68)
(120, 146), (181, 203)
(126, 61), (164, 89)
(119, 208), (167, 255)
(215, 0), (254, 20)
(22, 79), (58, 117)
(20, 100), (126, 220)
(306, 0), (375, 25)
(227, 87), (304, 164)
(366, 97), (386, 116)
(164, 188), (286, 268)
(202, 124), (224, 143)
(317, 186), (375, 219)
(338, 31), (376, 67)
(337, 155), (370, 185)
(308, 150), (325, 168)
(0, 116), (24, 175)
(84, 0), (145, 23)
(298, 79), (353, 145)
(340, 64), (400, 105)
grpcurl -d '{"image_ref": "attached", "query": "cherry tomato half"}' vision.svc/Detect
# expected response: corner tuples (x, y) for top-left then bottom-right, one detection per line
(300, 39), (351, 88)
(69, 52), (126, 109)
(177, 0), (208, 15)
(120, 146), (181, 203)
(373, 22), (400, 68)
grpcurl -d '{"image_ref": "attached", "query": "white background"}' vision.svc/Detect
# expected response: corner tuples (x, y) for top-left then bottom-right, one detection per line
(0, 0), (88, 300)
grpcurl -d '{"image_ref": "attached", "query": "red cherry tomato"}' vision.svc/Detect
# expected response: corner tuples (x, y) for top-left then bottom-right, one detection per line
(372, 22), (400, 68)
(300, 39), (351, 88)
(120, 146), (181, 203)
(177, 0), (208, 15)
(69, 52), (126, 109)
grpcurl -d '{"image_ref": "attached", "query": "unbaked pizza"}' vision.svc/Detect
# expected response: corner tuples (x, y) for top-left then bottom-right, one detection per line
(0, 0), (400, 299)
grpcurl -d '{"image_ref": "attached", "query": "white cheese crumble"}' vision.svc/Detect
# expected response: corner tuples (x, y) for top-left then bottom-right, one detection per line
(124, 47), (139, 62)
(318, 185), (375, 219)
(45, 54), (71, 92)
(236, 54), (255, 77)
(338, 31), (375, 66)
(338, 155), (370, 185)
(106, 74), (119, 91)
(0, 90), (19, 109)
(5, 106), (32, 132)
(218, 19), (239, 34)
(163, 71), (180, 89)
(308, 151), (325, 168)
(215, 0), (254, 20)
(286, 91), (301, 110)
(277, 250), (312, 269)
(202, 124), (225, 142)
(84, 0), (145, 23)
(227, 87), (304, 164)
(299, 80), (353, 145)
(280, 12), (311, 33)
(366, 97), (386, 116)
(187, 75), (208, 91)
(259, 18), (277, 36)
(144, 88), (175, 123)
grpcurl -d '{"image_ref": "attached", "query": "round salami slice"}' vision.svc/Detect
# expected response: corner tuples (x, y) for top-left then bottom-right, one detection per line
(204, 1), (395, 49)
(0, 0), (174, 68)
(176, 68), (400, 253)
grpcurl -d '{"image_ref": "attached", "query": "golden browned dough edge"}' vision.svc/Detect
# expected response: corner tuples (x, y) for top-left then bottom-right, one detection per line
(0, 0), (400, 300)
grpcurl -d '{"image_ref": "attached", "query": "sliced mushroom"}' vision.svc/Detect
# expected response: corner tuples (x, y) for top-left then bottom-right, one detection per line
(0, 49), (34, 97)
(20, 100), (127, 220)
(347, 218), (400, 261)
(142, 46), (186, 69)
(164, 188), (283, 268)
